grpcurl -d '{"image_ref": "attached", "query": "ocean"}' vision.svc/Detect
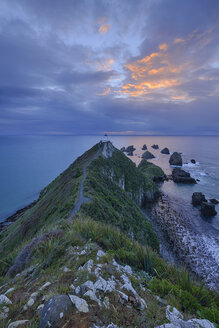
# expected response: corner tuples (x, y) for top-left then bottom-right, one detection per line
(0, 135), (219, 232)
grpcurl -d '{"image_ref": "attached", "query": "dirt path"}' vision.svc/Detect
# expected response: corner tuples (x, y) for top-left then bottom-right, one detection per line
(69, 143), (101, 220)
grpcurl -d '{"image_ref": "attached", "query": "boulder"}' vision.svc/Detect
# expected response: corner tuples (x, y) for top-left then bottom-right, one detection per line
(127, 151), (133, 156)
(152, 144), (159, 149)
(142, 144), (147, 150)
(39, 295), (72, 328)
(120, 147), (125, 152)
(142, 151), (155, 160)
(161, 147), (170, 155)
(125, 145), (136, 153)
(0, 295), (12, 305)
(172, 168), (196, 184)
(201, 202), (217, 217)
(192, 192), (206, 206)
(169, 152), (182, 166)
(210, 198), (219, 205)
(69, 295), (89, 313)
(191, 159), (196, 164)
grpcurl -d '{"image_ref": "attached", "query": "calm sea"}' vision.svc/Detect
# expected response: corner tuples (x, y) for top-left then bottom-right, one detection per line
(0, 135), (218, 230)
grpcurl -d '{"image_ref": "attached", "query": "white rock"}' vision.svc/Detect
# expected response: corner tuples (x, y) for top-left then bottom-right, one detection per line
(0, 295), (12, 305)
(60, 312), (64, 319)
(156, 306), (215, 328)
(84, 290), (102, 307)
(117, 290), (129, 303)
(166, 305), (183, 323)
(94, 277), (107, 292)
(37, 304), (44, 310)
(94, 264), (103, 277)
(121, 274), (138, 298)
(70, 283), (75, 290)
(80, 249), (86, 255)
(82, 280), (95, 290)
(4, 288), (15, 296)
(69, 295), (89, 313)
(8, 320), (29, 328)
(27, 298), (35, 307)
(97, 250), (106, 260)
(94, 277), (116, 293)
(103, 296), (110, 309)
(140, 297), (147, 310)
(187, 319), (215, 328)
(79, 259), (93, 273)
(39, 282), (51, 291)
(30, 292), (38, 298)
(123, 265), (132, 275)
(75, 286), (80, 294)
(0, 306), (9, 319)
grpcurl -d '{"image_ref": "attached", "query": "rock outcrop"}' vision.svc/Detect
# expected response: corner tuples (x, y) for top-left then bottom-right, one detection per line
(142, 151), (155, 159)
(161, 147), (170, 154)
(40, 295), (73, 328)
(201, 202), (217, 217)
(151, 144), (159, 149)
(156, 305), (215, 328)
(169, 152), (182, 166)
(142, 144), (147, 150)
(192, 192), (206, 206)
(172, 168), (196, 184)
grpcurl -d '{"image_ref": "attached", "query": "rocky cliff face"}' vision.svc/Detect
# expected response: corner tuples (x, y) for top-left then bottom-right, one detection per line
(0, 142), (218, 327)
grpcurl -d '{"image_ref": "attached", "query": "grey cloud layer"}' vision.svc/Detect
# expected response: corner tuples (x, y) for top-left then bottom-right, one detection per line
(0, 0), (218, 135)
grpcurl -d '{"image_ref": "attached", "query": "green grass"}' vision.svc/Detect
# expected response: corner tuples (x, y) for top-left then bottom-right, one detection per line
(138, 159), (165, 179)
(0, 144), (99, 259)
(82, 148), (159, 250)
(72, 218), (219, 325)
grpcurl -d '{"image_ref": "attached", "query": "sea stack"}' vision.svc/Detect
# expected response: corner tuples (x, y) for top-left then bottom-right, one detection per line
(169, 152), (182, 166)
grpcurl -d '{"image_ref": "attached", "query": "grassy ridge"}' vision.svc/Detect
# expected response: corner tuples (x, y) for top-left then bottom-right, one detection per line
(82, 148), (159, 250)
(0, 142), (218, 326)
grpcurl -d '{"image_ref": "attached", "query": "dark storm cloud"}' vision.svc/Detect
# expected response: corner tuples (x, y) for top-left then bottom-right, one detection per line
(0, 0), (218, 135)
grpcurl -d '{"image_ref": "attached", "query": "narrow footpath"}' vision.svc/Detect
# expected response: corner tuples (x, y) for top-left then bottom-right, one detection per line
(69, 143), (101, 220)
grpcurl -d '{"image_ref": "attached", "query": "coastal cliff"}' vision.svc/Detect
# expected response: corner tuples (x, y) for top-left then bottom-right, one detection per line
(0, 142), (218, 328)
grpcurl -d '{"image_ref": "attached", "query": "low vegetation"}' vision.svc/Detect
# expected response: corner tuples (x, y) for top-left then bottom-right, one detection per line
(0, 142), (218, 327)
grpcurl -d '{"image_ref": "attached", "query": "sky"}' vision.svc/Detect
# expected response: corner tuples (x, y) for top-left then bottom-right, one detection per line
(0, 0), (219, 136)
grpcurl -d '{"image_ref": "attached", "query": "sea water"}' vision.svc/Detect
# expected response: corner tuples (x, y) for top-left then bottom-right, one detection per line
(0, 135), (218, 231)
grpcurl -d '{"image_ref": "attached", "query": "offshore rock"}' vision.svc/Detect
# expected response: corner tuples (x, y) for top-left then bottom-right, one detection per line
(142, 151), (155, 159)
(161, 147), (170, 154)
(152, 144), (159, 149)
(192, 192), (206, 206)
(191, 159), (196, 164)
(201, 202), (217, 217)
(142, 144), (147, 150)
(169, 152), (182, 166)
(210, 198), (219, 205)
(172, 168), (196, 184)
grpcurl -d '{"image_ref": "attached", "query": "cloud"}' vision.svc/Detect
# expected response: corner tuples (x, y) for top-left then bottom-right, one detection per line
(0, 0), (218, 135)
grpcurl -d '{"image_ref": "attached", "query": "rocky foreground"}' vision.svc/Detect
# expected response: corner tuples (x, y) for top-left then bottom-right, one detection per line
(0, 142), (218, 327)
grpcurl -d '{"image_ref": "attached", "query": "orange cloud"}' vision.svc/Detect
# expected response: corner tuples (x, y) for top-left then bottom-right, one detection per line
(97, 87), (111, 96)
(148, 67), (164, 75)
(159, 43), (168, 51)
(96, 58), (114, 71)
(174, 38), (185, 43)
(99, 23), (111, 34)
